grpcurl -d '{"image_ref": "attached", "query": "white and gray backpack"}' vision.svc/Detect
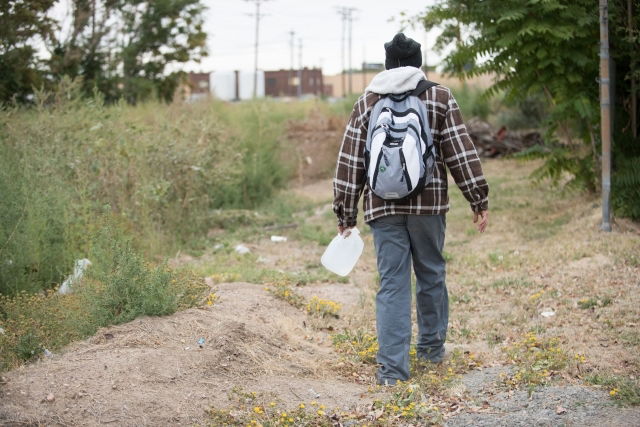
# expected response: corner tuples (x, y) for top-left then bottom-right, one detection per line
(365, 79), (438, 201)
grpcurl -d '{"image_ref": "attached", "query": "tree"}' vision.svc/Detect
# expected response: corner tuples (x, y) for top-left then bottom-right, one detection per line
(2, 0), (207, 103)
(0, 0), (57, 103)
(117, 0), (207, 103)
(419, 0), (639, 217)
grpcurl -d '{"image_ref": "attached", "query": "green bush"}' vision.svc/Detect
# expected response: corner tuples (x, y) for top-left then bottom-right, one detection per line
(83, 226), (180, 325)
(451, 84), (491, 121)
(497, 93), (548, 130)
(612, 156), (640, 221)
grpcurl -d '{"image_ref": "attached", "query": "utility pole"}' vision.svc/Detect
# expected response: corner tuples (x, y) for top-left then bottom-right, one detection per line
(628, 0), (637, 138)
(297, 38), (303, 97)
(336, 7), (357, 96)
(336, 7), (348, 97)
(347, 7), (357, 95)
(245, 0), (270, 98)
(599, 0), (612, 232)
(289, 30), (295, 96)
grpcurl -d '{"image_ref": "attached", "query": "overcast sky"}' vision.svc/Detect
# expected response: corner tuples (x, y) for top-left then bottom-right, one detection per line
(194, 0), (438, 75)
(48, 1), (440, 75)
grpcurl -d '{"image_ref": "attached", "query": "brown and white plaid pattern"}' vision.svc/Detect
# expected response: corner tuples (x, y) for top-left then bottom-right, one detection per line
(333, 85), (489, 227)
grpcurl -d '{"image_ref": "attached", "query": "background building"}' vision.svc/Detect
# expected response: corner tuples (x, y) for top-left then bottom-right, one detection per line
(264, 68), (327, 98)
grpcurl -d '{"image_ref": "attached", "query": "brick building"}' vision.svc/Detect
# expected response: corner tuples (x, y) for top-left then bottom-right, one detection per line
(264, 68), (328, 97)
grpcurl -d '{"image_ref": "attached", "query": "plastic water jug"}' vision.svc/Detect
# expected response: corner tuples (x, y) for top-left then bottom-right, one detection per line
(321, 227), (364, 276)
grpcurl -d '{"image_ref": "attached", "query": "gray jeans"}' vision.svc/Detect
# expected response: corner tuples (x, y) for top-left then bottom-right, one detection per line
(369, 214), (448, 381)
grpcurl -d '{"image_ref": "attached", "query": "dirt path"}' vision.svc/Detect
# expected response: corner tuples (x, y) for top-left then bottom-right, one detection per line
(1, 159), (639, 426)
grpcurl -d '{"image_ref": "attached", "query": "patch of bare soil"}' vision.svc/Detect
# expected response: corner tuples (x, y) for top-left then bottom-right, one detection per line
(285, 110), (344, 186)
(0, 283), (373, 426)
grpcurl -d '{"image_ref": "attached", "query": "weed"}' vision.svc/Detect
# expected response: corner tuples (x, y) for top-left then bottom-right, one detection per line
(450, 294), (471, 304)
(586, 374), (640, 406)
(204, 292), (218, 307)
(486, 332), (505, 347)
(488, 251), (505, 264)
(620, 331), (640, 347)
(266, 282), (306, 310)
(306, 296), (341, 318)
(577, 296), (613, 310)
(490, 277), (534, 289)
(213, 386), (337, 426)
(501, 332), (568, 394)
(332, 330), (378, 364)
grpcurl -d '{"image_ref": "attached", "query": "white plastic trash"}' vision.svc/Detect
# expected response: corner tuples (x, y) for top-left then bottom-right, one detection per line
(234, 244), (251, 255)
(321, 227), (364, 276)
(58, 258), (92, 295)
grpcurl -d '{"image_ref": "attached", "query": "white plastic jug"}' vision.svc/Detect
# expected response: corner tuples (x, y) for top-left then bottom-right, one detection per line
(321, 227), (364, 276)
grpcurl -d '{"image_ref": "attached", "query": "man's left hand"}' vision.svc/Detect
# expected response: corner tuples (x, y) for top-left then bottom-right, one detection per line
(337, 225), (352, 237)
(473, 210), (489, 233)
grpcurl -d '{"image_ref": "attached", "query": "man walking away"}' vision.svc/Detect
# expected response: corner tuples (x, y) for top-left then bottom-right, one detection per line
(332, 33), (489, 386)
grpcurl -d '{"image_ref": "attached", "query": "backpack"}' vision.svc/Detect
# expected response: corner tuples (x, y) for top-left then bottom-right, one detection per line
(364, 79), (438, 201)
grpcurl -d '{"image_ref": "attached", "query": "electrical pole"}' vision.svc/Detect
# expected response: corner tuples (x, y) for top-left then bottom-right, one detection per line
(245, 0), (270, 98)
(628, 0), (637, 138)
(599, 0), (612, 232)
(297, 38), (303, 98)
(336, 7), (348, 97)
(289, 30), (295, 96)
(347, 7), (357, 96)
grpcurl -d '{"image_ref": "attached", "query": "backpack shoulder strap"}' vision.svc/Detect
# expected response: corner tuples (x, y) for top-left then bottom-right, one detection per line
(410, 79), (438, 97)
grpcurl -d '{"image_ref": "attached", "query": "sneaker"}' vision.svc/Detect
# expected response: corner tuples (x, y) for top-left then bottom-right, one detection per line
(376, 377), (398, 386)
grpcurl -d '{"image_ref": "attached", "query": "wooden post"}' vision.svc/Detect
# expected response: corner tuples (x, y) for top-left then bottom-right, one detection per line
(599, 0), (612, 232)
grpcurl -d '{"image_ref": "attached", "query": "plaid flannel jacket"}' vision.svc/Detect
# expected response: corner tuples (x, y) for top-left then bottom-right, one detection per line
(333, 84), (489, 227)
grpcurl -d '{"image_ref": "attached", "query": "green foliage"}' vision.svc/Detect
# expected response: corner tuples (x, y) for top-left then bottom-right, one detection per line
(83, 226), (182, 324)
(2, 0), (207, 104)
(612, 156), (640, 220)
(517, 144), (596, 192)
(586, 373), (640, 406)
(451, 83), (491, 120)
(497, 93), (548, 130)
(419, 0), (640, 220)
(0, 0), (56, 103)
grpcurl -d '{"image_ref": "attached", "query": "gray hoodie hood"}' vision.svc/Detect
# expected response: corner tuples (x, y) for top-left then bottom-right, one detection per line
(365, 66), (426, 95)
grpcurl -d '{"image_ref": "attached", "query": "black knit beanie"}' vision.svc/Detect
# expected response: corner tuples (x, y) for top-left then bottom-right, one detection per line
(384, 33), (422, 70)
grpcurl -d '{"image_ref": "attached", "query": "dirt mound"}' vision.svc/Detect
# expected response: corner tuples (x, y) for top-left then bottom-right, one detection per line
(286, 110), (344, 185)
(0, 283), (373, 426)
